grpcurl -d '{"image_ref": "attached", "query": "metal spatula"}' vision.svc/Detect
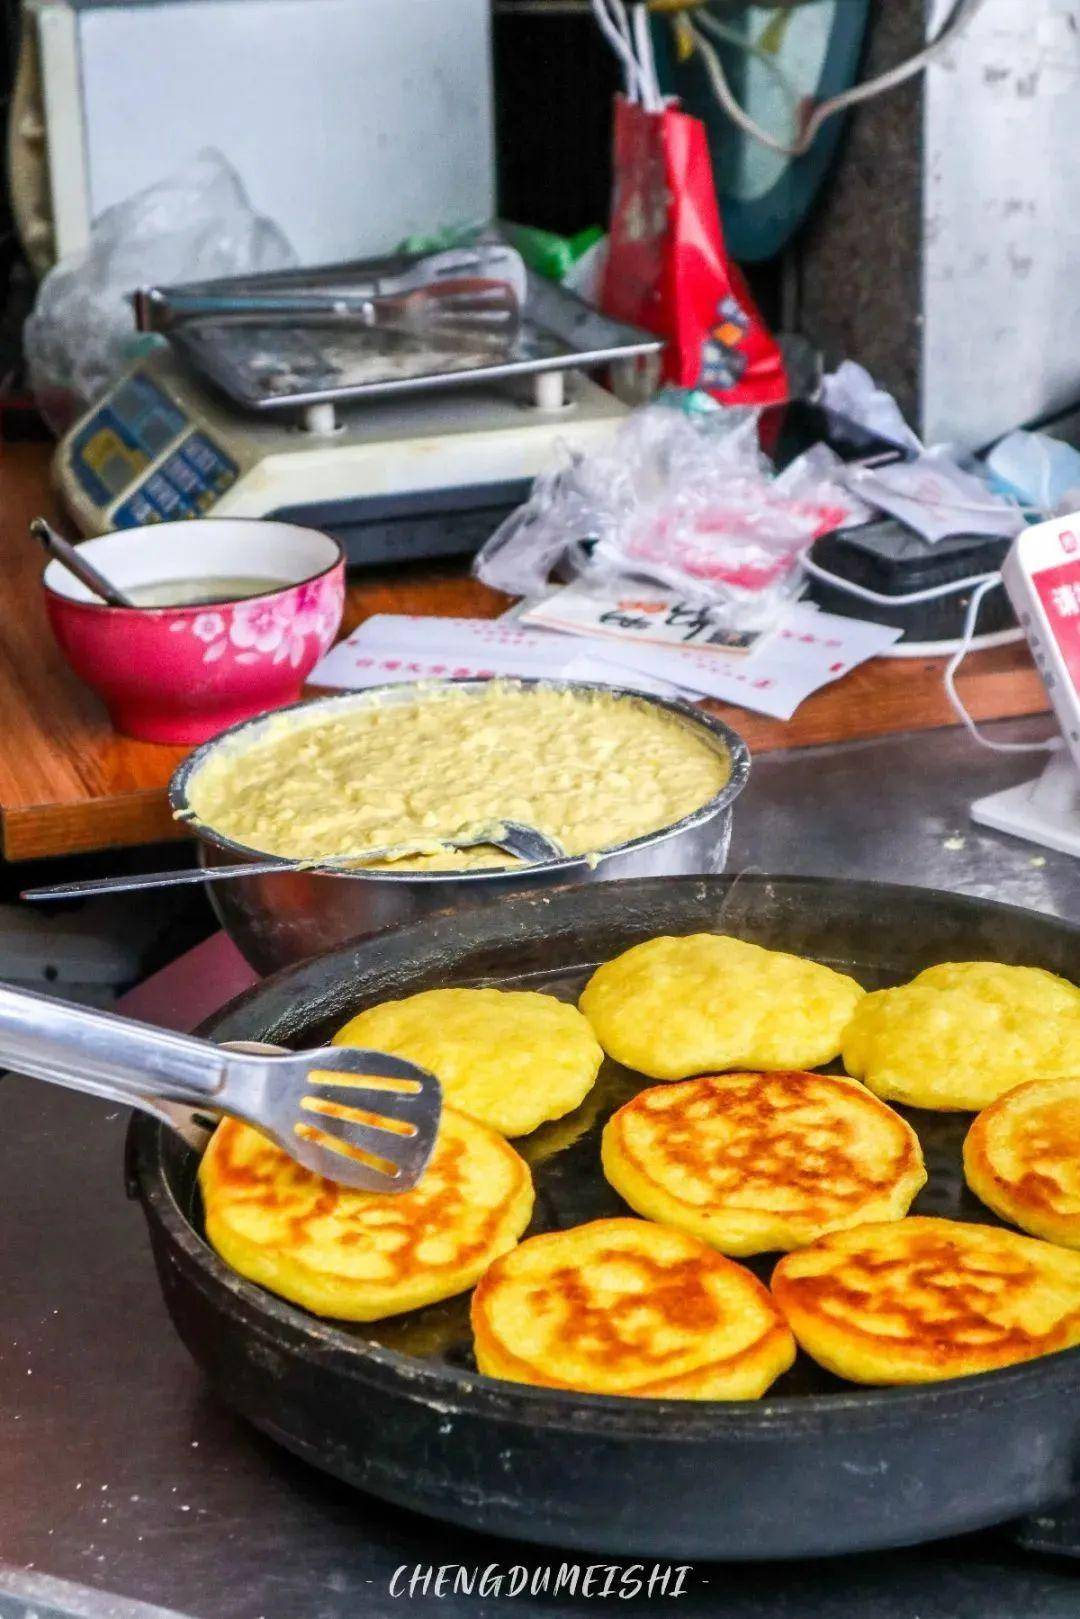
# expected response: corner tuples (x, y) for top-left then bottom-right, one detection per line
(0, 983), (441, 1192)
(134, 246), (529, 338)
(137, 278), (521, 351)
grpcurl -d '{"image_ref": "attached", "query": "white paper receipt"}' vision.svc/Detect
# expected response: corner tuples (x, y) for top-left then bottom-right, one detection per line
(310, 606), (901, 722)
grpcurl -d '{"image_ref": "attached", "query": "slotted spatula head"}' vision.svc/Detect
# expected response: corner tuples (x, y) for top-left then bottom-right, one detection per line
(221, 1044), (442, 1193)
(0, 983), (440, 1196)
(379, 276), (521, 349)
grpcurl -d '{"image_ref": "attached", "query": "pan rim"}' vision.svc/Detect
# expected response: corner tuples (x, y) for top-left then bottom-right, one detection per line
(132, 873), (1080, 1438)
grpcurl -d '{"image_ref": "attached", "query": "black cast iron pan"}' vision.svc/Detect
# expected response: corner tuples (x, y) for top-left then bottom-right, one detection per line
(127, 876), (1080, 1561)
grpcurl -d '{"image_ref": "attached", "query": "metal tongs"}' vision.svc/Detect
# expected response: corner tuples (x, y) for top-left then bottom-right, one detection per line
(0, 982), (441, 1192)
(134, 246), (528, 350)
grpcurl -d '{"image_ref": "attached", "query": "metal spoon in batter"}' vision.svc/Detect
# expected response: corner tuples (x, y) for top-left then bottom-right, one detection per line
(21, 822), (567, 902)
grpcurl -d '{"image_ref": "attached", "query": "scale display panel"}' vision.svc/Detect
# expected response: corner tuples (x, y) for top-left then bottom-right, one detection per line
(67, 371), (238, 526)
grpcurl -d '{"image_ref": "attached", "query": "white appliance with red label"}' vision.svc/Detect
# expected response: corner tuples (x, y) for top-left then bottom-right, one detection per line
(971, 515), (1080, 856)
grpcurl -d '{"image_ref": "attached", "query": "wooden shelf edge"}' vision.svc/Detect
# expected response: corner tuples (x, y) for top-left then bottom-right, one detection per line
(2, 794), (190, 863)
(1, 678), (1050, 861)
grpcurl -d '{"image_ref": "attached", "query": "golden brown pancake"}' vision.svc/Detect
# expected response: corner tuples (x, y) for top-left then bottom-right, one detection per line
(199, 1110), (533, 1321)
(578, 934), (864, 1080)
(333, 987), (603, 1138)
(964, 1076), (1080, 1249)
(471, 1217), (796, 1398)
(771, 1217), (1080, 1384)
(842, 962), (1080, 1111)
(602, 1071), (926, 1255)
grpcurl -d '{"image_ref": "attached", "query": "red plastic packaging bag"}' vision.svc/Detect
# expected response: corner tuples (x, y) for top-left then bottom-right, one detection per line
(601, 95), (788, 408)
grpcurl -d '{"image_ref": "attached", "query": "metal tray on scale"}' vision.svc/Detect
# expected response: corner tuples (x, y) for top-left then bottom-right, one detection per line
(164, 259), (662, 413)
(128, 875), (1080, 1563)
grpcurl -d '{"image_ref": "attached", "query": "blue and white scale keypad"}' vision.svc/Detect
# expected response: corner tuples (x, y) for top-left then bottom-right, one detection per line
(113, 433), (238, 528)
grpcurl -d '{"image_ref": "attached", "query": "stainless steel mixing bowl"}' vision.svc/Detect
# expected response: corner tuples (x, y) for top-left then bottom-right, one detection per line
(169, 680), (751, 973)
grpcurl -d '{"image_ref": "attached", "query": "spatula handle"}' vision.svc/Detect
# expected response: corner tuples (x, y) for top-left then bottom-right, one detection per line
(22, 861), (301, 900)
(0, 982), (227, 1105)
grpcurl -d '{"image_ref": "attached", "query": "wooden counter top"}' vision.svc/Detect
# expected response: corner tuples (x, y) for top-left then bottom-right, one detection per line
(0, 439), (1051, 861)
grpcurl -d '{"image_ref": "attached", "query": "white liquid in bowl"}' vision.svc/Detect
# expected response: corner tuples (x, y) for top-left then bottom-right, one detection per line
(127, 577), (290, 608)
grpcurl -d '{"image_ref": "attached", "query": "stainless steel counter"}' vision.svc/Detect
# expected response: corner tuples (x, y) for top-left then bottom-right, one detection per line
(1, 720), (1078, 1619)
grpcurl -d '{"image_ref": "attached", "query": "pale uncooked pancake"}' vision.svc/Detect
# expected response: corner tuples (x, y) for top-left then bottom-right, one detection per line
(842, 962), (1080, 1111)
(579, 934), (865, 1079)
(771, 1217), (1080, 1384)
(186, 683), (729, 870)
(199, 1110), (533, 1321)
(602, 1071), (926, 1254)
(471, 1217), (796, 1398)
(333, 987), (603, 1137)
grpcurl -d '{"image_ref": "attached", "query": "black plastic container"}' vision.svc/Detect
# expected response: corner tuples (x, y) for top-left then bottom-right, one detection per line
(807, 521), (1017, 644)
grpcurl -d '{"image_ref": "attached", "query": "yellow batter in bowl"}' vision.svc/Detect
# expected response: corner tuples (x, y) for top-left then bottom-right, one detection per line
(184, 682), (731, 871)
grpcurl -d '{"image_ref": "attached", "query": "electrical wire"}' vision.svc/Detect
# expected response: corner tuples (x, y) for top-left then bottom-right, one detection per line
(799, 553), (1061, 751)
(799, 552), (1003, 609)
(589, 0), (643, 100)
(943, 577), (1063, 755)
(607, 0), (645, 98)
(632, 1), (664, 110)
(694, 7), (802, 117)
(583, 0), (994, 149)
(689, 0), (993, 158)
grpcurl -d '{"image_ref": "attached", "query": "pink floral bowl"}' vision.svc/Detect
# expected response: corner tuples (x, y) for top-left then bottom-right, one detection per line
(43, 519), (345, 744)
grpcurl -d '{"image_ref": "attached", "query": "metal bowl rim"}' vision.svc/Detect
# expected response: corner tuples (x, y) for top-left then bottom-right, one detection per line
(168, 678), (751, 884)
(132, 872), (1080, 1438)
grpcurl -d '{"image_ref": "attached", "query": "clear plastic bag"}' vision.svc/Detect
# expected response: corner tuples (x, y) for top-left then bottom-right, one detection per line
(474, 400), (870, 628)
(24, 148), (297, 432)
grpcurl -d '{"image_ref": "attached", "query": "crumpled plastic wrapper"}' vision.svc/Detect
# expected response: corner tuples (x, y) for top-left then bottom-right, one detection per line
(474, 398), (871, 629)
(24, 148), (297, 433)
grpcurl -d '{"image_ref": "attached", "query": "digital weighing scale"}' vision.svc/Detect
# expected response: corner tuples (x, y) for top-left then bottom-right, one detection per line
(972, 513), (1080, 856)
(54, 266), (661, 565)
